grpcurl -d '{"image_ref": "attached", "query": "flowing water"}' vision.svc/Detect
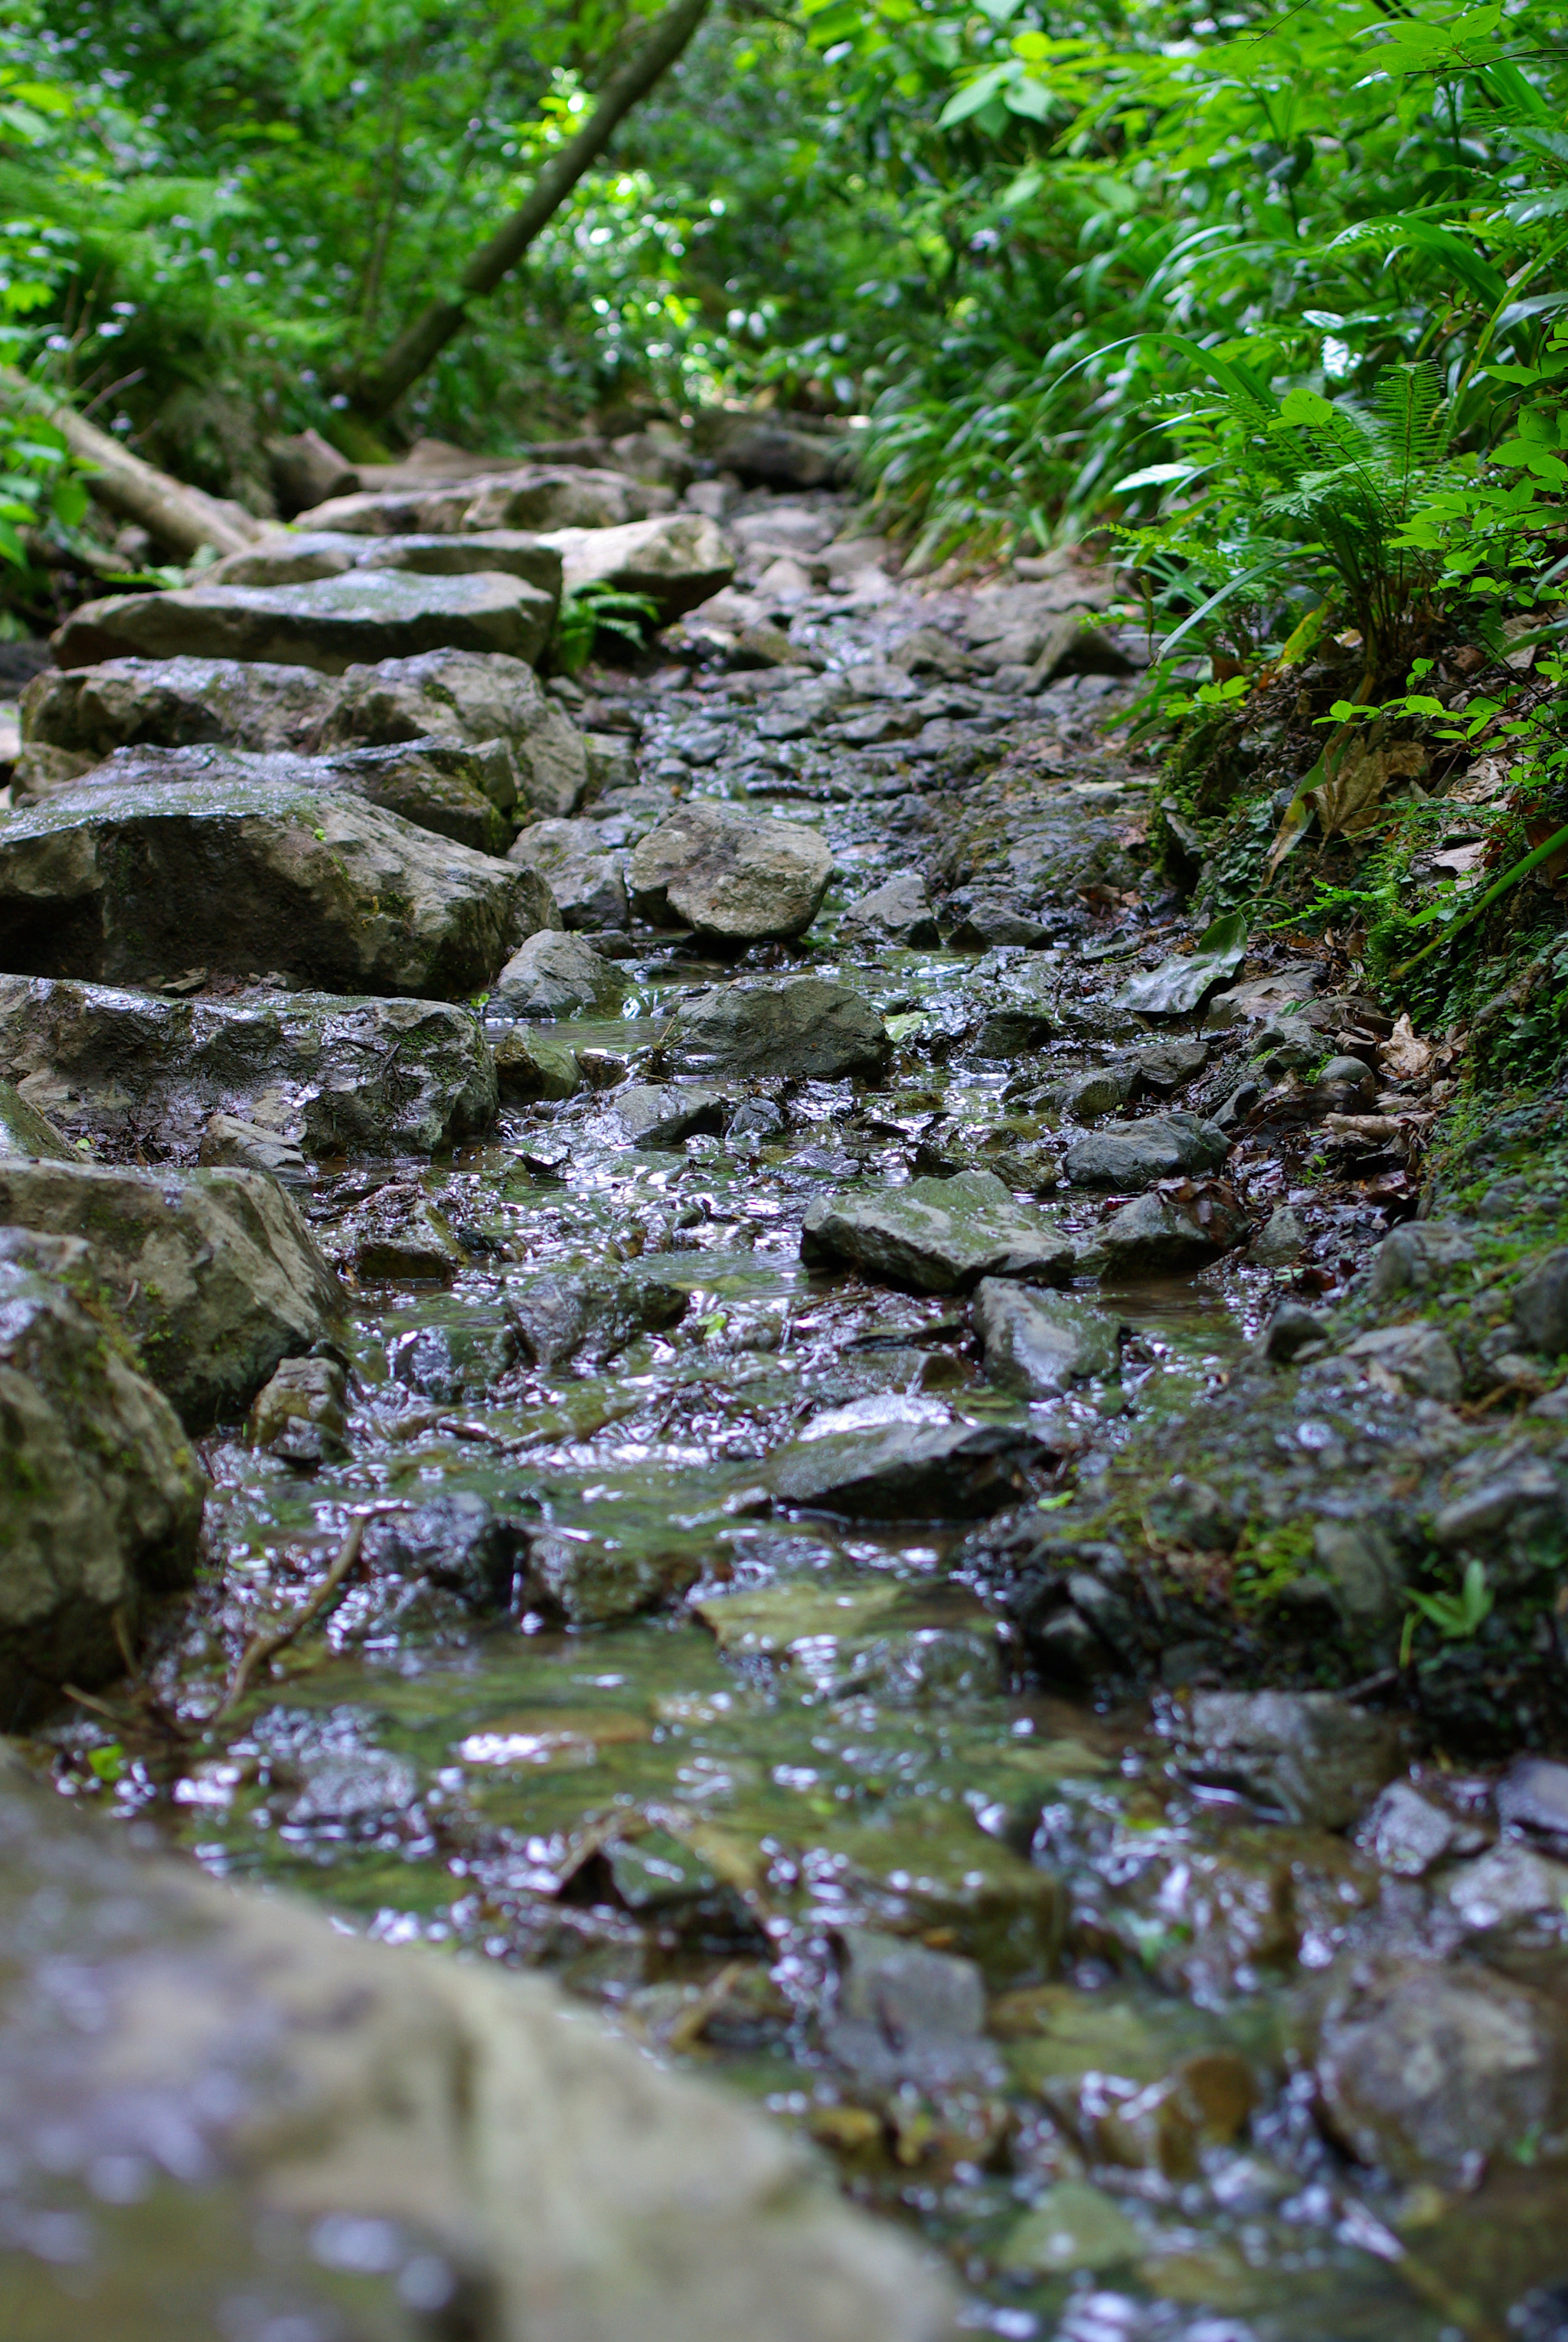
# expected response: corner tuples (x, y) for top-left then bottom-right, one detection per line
(32, 521), (1558, 2342)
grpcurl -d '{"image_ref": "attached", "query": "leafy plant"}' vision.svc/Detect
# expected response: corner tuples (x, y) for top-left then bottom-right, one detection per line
(1400, 1559), (1495, 1665)
(550, 579), (661, 673)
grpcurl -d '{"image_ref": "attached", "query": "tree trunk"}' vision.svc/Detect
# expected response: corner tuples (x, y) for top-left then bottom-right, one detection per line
(0, 367), (266, 559)
(347, 0), (711, 426)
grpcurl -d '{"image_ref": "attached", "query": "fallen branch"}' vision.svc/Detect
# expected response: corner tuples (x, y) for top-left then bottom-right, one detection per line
(0, 365), (267, 560)
(213, 1507), (400, 1720)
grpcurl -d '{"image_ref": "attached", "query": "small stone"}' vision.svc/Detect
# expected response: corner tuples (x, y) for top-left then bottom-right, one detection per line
(541, 511), (736, 621)
(505, 1268), (688, 1368)
(841, 873), (940, 947)
(629, 801), (832, 942)
(824, 1929), (1001, 2090)
(1064, 1112), (1230, 1191)
(1442, 1841), (1568, 1931)
(1342, 1322), (1463, 1403)
(1513, 1248), (1568, 1358)
(508, 817), (627, 930)
(365, 1492), (527, 1610)
(1369, 1220), (1478, 1303)
(1250, 1204), (1308, 1266)
(248, 1355), (348, 1462)
(354, 1197), (463, 1282)
(1260, 1298), (1328, 1362)
(492, 1026), (584, 1102)
(975, 1279), (1119, 1397)
(1498, 1756), (1568, 1843)
(1178, 1690), (1403, 1829)
(674, 976), (889, 1081)
(489, 930), (622, 1020)
(1129, 1038), (1209, 1097)
(613, 1084), (728, 1147)
(1432, 1459), (1565, 1548)
(1312, 1517), (1403, 1621)
(998, 2183), (1141, 2276)
(199, 1112), (312, 1184)
(1057, 1066), (1134, 1122)
(1079, 1185), (1250, 1279)
(1355, 1780), (1480, 1877)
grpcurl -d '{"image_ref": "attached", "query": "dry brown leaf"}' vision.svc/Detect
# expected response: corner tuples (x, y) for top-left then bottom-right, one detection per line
(1378, 1012), (1436, 1081)
(1448, 753), (1514, 806)
(1312, 731), (1427, 839)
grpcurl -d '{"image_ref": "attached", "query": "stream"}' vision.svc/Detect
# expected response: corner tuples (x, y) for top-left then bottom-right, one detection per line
(28, 490), (1557, 2342)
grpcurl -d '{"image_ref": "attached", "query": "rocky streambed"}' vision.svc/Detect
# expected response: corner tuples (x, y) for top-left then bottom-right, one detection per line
(2, 460), (1567, 2342)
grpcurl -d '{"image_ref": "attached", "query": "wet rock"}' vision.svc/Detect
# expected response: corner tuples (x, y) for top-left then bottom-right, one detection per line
(675, 976), (889, 1080)
(1312, 1956), (1568, 2179)
(1176, 1691), (1403, 1829)
(824, 1929), (1002, 2091)
(707, 416), (853, 488)
(490, 930), (622, 1020)
(509, 816), (628, 929)
(768, 1417), (1052, 1519)
(1055, 1066), (1133, 1122)
(542, 512), (736, 621)
(0, 978), (498, 1157)
(613, 1083), (728, 1147)
(0, 1230), (204, 1726)
(841, 872), (940, 946)
(1311, 1517), (1404, 1622)
(1077, 1184), (1251, 1279)
(493, 1025), (586, 1102)
(0, 1762), (954, 2342)
(1250, 1204), (1308, 1266)
(248, 1354), (348, 1465)
(0, 774), (534, 999)
(206, 527), (564, 597)
(1442, 1841), (1568, 1932)
(54, 568), (555, 675)
(0, 1076), (71, 1159)
(1129, 1037), (1209, 1096)
(1369, 1220), (1478, 1303)
(1063, 1111), (1230, 1191)
(997, 2184), (1141, 2277)
(388, 1315), (516, 1402)
(525, 1530), (699, 1628)
(803, 1171), (1075, 1294)
(1432, 1458), (1566, 1549)
(1513, 1248), (1568, 1358)
(302, 465), (666, 535)
(991, 1537), (1138, 1683)
(1498, 1757), (1568, 1844)
(366, 1491), (527, 1609)
(505, 1267), (688, 1368)
(198, 1112), (312, 1184)
(961, 949), (1059, 1055)
(975, 1279), (1119, 1397)
(1258, 1298), (1329, 1364)
(0, 1158), (343, 1428)
(1355, 1780), (1486, 1877)
(1342, 1322), (1463, 1403)
(351, 1191), (465, 1281)
(629, 802), (832, 941)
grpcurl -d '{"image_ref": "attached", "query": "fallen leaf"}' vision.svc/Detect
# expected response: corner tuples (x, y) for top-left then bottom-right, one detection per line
(1427, 842), (1485, 879)
(1116, 910), (1248, 1016)
(1378, 1013), (1435, 1081)
(1312, 727), (1427, 840)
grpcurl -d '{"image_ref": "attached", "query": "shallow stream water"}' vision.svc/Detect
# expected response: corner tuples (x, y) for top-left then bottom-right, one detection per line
(34, 527), (1560, 2342)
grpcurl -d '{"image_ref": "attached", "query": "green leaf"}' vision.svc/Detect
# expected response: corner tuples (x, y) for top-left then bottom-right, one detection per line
(1116, 910), (1248, 1017)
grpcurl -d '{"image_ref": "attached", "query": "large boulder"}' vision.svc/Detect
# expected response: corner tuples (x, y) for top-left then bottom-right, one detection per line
(0, 1230), (204, 1726)
(0, 976), (498, 1157)
(673, 975), (889, 1080)
(52, 569), (554, 675)
(802, 1171), (1076, 1295)
(0, 773), (545, 998)
(629, 801), (831, 942)
(298, 463), (668, 535)
(204, 528), (562, 596)
(0, 1757), (954, 2342)
(0, 1158), (345, 1427)
(509, 816), (628, 929)
(541, 513), (736, 622)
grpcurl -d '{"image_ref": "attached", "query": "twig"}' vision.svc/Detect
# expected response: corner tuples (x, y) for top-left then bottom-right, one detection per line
(213, 1512), (386, 1721)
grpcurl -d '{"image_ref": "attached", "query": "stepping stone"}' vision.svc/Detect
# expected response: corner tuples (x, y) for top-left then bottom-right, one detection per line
(1063, 1111), (1230, 1191)
(52, 568), (555, 675)
(1077, 1186), (1251, 1278)
(802, 1170), (1075, 1294)
(0, 772), (545, 999)
(488, 930), (622, 1020)
(612, 1083), (728, 1147)
(974, 1280), (1121, 1396)
(629, 800), (831, 941)
(841, 871), (939, 946)
(767, 1416), (1052, 1518)
(541, 513), (737, 622)
(298, 465), (662, 535)
(0, 975), (498, 1157)
(205, 529), (562, 595)
(508, 816), (627, 929)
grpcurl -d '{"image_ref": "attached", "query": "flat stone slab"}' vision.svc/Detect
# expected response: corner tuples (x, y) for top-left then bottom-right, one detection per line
(206, 528), (563, 596)
(630, 800), (831, 941)
(768, 1416), (1052, 1518)
(0, 1158), (344, 1428)
(299, 464), (666, 535)
(52, 568), (554, 675)
(1063, 1111), (1230, 1190)
(0, 1756), (956, 2342)
(0, 773), (538, 998)
(541, 513), (737, 622)
(0, 975), (498, 1156)
(802, 1170), (1076, 1294)
(673, 975), (888, 1080)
